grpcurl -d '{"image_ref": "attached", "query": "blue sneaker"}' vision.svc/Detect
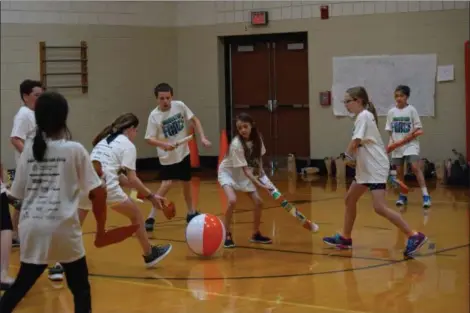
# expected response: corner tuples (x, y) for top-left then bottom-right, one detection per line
(323, 233), (352, 249)
(396, 194), (407, 206)
(423, 195), (431, 208)
(404, 232), (428, 258)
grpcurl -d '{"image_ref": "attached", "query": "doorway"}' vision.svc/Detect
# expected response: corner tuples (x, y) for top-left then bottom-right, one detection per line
(223, 32), (310, 169)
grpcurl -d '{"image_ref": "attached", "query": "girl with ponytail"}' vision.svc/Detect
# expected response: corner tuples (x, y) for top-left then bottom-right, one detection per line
(0, 91), (104, 313)
(322, 86), (428, 259)
(218, 112), (272, 248)
(89, 113), (173, 268)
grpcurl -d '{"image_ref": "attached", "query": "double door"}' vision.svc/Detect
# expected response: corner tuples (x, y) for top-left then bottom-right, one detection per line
(229, 33), (310, 169)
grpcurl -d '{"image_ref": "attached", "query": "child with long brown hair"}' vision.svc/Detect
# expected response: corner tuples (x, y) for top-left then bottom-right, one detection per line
(323, 86), (428, 258)
(89, 113), (173, 268)
(0, 91), (103, 312)
(218, 113), (272, 248)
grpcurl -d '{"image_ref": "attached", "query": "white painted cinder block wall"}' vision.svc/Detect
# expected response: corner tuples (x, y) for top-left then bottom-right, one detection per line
(1, 1), (469, 27)
(1, 1), (468, 168)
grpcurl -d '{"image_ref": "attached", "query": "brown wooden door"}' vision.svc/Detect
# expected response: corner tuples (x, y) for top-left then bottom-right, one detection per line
(231, 42), (273, 166)
(229, 34), (310, 169)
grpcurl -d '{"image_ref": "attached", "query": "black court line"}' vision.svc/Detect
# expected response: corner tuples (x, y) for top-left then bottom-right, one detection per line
(87, 243), (470, 282)
(148, 236), (395, 263)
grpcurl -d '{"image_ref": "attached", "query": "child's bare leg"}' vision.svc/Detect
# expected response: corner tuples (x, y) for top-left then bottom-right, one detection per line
(248, 191), (263, 234)
(146, 180), (172, 221)
(223, 185), (236, 248)
(371, 189), (414, 235)
(223, 185), (236, 233)
(248, 190), (272, 244)
(342, 182), (368, 238)
(322, 181), (367, 248)
(371, 188), (428, 257)
(182, 181), (196, 214)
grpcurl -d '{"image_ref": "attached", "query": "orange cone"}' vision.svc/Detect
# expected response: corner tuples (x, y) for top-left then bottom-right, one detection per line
(218, 129), (229, 212)
(218, 129), (229, 167)
(189, 127), (200, 169)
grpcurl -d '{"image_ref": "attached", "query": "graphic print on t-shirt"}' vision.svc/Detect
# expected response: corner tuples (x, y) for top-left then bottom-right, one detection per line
(162, 113), (184, 138)
(26, 156), (66, 222)
(391, 116), (411, 134)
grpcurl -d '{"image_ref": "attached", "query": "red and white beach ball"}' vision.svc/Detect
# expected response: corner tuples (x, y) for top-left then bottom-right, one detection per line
(186, 214), (226, 257)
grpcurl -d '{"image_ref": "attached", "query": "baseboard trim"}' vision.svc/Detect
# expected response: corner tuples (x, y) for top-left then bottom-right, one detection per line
(136, 156), (219, 172)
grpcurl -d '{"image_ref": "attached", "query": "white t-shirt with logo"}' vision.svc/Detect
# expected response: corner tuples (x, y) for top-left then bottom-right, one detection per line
(385, 104), (422, 158)
(144, 100), (195, 166)
(218, 136), (266, 192)
(90, 134), (137, 204)
(352, 110), (390, 184)
(11, 106), (37, 165)
(10, 139), (102, 265)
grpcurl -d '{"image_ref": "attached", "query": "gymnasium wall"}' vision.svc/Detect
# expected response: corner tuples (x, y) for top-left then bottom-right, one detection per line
(1, 1), (469, 169)
(175, 1), (470, 162)
(0, 1), (177, 169)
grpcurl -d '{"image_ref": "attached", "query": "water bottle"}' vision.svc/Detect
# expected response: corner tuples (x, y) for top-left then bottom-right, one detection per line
(287, 154), (296, 174)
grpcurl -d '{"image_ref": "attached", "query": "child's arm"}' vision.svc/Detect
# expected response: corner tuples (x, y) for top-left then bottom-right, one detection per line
(385, 109), (394, 143)
(410, 106), (423, 131)
(189, 116), (211, 147)
(144, 115), (176, 151)
(347, 112), (368, 155)
(242, 167), (270, 190)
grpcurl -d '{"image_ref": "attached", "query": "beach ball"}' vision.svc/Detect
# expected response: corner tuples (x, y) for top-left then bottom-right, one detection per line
(186, 214), (226, 257)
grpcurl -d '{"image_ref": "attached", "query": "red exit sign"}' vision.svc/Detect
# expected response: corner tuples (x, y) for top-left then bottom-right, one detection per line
(251, 11), (268, 25)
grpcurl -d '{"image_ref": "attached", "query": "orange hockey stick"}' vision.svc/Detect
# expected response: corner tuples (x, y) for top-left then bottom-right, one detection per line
(386, 129), (424, 154)
(90, 161), (139, 248)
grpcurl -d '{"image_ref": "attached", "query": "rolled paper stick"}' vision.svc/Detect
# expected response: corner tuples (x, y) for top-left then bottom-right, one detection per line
(386, 129), (424, 153)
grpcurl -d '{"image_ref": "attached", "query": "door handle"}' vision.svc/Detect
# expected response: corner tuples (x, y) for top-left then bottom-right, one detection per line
(266, 100), (273, 112)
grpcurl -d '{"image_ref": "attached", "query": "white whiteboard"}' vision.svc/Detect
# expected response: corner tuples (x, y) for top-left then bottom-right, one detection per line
(332, 54), (437, 117)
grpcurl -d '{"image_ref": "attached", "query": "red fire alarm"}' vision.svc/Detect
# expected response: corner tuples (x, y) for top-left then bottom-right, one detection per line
(320, 5), (329, 20)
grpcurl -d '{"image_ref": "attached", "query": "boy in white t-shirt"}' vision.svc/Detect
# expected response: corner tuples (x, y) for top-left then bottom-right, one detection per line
(385, 85), (431, 208)
(9, 79), (43, 248)
(322, 86), (427, 259)
(0, 91), (103, 312)
(144, 83), (211, 231)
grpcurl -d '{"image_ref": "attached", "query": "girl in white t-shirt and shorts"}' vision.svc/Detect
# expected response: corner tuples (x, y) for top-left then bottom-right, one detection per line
(218, 113), (272, 248)
(322, 86), (428, 259)
(90, 113), (172, 268)
(0, 91), (104, 312)
(385, 85), (431, 208)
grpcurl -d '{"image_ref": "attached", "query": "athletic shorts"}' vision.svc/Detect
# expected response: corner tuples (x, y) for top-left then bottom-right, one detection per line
(1, 192), (13, 231)
(391, 155), (420, 166)
(159, 155), (191, 182)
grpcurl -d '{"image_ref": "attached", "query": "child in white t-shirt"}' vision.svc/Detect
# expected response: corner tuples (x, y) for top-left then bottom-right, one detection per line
(0, 91), (103, 313)
(322, 86), (428, 259)
(90, 113), (173, 268)
(9, 79), (43, 249)
(218, 113), (272, 248)
(144, 83), (211, 231)
(385, 85), (431, 208)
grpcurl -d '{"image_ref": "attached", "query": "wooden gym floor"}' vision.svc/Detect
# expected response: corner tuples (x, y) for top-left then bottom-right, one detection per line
(4, 171), (469, 313)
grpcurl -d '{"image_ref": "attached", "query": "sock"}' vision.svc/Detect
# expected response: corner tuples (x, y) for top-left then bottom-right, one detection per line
(421, 187), (429, 196)
(147, 208), (156, 220)
(407, 230), (418, 237)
